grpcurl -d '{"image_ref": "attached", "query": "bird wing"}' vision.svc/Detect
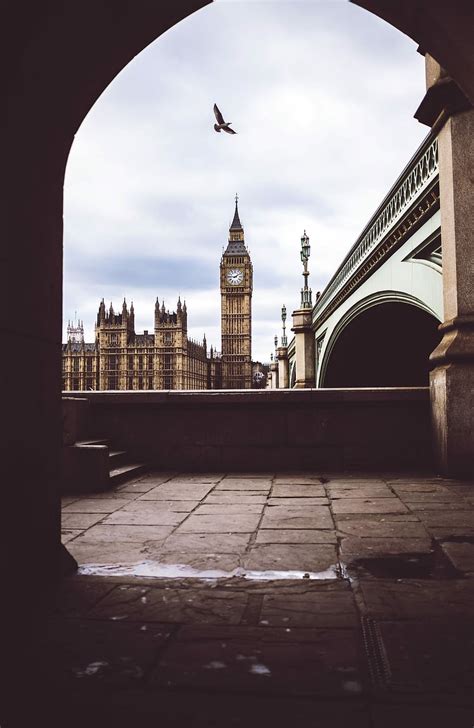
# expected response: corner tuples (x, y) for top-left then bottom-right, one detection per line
(214, 104), (225, 124)
(223, 126), (237, 135)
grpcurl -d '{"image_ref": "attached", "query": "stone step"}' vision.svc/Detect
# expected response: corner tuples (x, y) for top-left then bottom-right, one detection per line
(109, 463), (147, 486)
(108, 449), (127, 466)
(76, 438), (109, 447)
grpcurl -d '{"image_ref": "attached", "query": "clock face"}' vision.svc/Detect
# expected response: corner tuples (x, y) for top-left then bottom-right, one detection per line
(227, 268), (244, 285)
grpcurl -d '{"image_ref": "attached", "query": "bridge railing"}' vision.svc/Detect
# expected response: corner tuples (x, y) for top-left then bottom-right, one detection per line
(312, 132), (439, 323)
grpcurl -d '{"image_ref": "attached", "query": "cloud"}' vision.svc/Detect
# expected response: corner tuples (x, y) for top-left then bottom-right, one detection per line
(64, 0), (427, 362)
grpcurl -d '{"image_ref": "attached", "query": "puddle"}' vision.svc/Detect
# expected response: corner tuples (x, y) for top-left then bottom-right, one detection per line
(346, 549), (459, 579)
(78, 561), (340, 581)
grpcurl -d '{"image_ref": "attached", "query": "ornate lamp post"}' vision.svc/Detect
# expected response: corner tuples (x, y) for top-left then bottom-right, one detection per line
(300, 230), (312, 309)
(281, 304), (287, 346)
(291, 229), (315, 388)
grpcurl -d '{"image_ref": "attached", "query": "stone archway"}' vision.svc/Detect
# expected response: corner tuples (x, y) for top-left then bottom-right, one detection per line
(4, 0), (473, 590)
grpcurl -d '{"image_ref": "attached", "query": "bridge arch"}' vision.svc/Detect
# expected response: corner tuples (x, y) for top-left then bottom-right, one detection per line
(319, 291), (441, 388)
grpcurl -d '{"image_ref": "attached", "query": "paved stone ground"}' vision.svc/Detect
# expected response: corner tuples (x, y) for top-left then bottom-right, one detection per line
(30, 472), (474, 726)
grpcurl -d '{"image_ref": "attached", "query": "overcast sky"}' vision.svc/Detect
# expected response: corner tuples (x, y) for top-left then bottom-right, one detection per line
(63, 0), (427, 362)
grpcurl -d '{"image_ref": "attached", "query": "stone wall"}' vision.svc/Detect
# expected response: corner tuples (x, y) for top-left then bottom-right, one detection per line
(69, 389), (433, 472)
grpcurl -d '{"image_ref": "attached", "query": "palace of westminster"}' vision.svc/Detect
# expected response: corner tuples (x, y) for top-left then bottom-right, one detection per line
(62, 198), (261, 391)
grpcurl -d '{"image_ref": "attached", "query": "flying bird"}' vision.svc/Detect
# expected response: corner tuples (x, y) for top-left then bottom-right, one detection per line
(213, 103), (237, 134)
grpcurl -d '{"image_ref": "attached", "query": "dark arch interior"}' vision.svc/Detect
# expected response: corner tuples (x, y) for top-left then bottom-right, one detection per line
(322, 302), (442, 387)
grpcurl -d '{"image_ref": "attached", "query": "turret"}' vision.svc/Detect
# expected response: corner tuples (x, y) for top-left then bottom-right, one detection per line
(97, 298), (106, 325)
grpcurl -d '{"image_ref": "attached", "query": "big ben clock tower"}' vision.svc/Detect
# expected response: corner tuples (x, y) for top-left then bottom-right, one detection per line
(220, 195), (253, 389)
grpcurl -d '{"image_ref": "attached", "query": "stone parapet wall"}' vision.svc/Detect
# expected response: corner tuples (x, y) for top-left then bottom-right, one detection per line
(70, 388), (433, 472)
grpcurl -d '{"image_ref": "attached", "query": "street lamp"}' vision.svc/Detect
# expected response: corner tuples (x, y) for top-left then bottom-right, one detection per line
(300, 230), (312, 309)
(281, 304), (287, 346)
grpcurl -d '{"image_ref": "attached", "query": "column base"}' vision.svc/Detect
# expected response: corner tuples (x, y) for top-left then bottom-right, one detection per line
(430, 363), (474, 478)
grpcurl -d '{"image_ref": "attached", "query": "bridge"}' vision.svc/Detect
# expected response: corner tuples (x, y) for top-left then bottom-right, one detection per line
(280, 132), (443, 390)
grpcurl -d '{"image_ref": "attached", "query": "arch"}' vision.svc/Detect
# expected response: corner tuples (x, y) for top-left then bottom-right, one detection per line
(319, 291), (442, 387)
(4, 0), (474, 590)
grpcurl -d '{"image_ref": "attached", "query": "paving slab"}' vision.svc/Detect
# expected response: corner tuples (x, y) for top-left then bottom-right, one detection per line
(398, 491), (460, 503)
(128, 483), (213, 500)
(150, 629), (363, 696)
(328, 485), (393, 499)
(76, 490), (139, 500)
(51, 578), (118, 617)
(335, 519), (428, 539)
(255, 529), (337, 545)
(404, 501), (468, 511)
(390, 483), (455, 495)
(440, 542), (474, 573)
(73, 524), (174, 543)
(42, 687), (370, 728)
(61, 496), (80, 506)
(326, 479), (386, 486)
(267, 497), (329, 506)
(273, 476), (323, 484)
(101, 510), (188, 526)
(215, 480), (272, 491)
(170, 474), (223, 483)
(340, 536), (433, 562)
(89, 584), (248, 624)
(371, 705), (473, 728)
(66, 541), (149, 567)
(416, 511), (474, 539)
(62, 513), (106, 529)
(43, 618), (172, 687)
(61, 529), (83, 544)
(260, 508), (333, 530)
(149, 551), (241, 573)
(259, 585), (358, 628)
(222, 473), (274, 479)
(335, 513), (420, 523)
(194, 503), (264, 515)
(117, 481), (165, 494)
(62, 498), (131, 514)
(244, 544), (337, 572)
(443, 484), (474, 497)
(160, 532), (252, 553)
(176, 513), (261, 533)
(331, 498), (408, 514)
(271, 484), (326, 497)
(131, 498), (199, 511)
(358, 579), (474, 618)
(368, 620), (474, 696)
(203, 493), (267, 505)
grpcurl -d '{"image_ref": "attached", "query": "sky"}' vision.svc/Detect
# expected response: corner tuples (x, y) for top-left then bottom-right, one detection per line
(63, 0), (428, 362)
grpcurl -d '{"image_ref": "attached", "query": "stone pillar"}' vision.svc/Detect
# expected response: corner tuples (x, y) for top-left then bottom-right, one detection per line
(270, 361), (279, 389)
(277, 346), (289, 388)
(429, 108), (474, 477)
(291, 309), (315, 388)
(416, 56), (474, 477)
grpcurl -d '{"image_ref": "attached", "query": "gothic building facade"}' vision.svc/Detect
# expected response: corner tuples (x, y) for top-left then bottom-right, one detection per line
(63, 198), (253, 391)
(62, 298), (222, 391)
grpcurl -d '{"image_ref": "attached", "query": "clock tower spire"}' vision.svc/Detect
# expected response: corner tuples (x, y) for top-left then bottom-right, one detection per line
(220, 195), (253, 389)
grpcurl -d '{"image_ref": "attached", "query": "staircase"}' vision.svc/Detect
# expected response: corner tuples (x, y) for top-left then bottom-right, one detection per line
(63, 438), (147, 493)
